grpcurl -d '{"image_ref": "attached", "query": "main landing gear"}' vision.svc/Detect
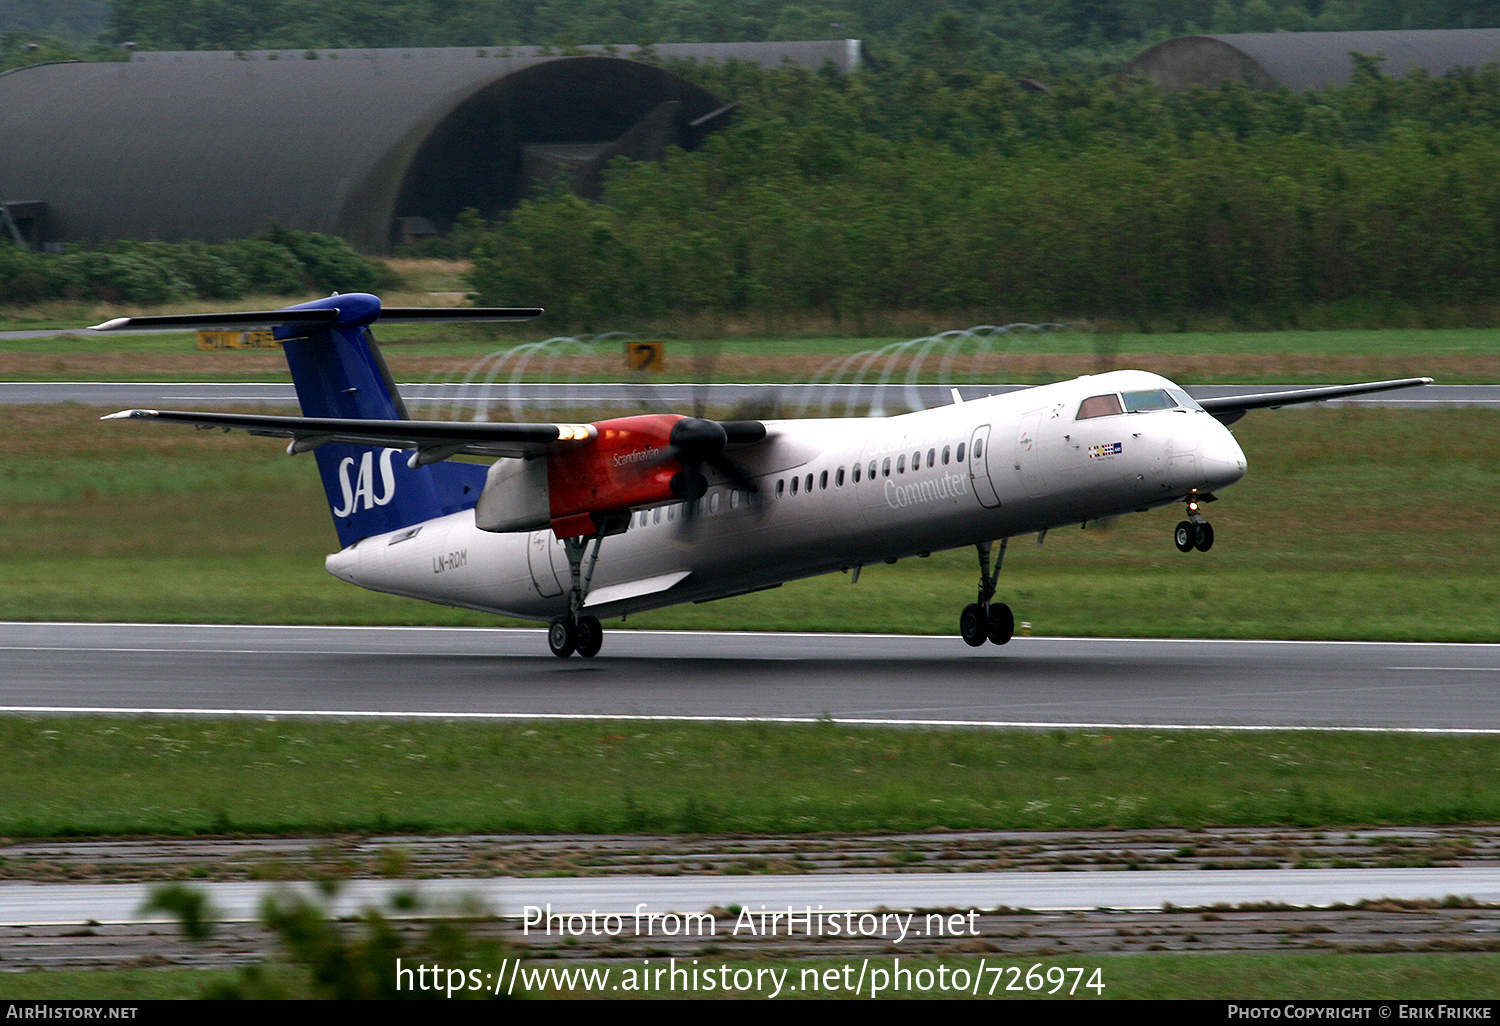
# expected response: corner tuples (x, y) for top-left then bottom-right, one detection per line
(960, 538), (1015, 647)
(1173, 492), (1215, 553)
(547, 520), (624, 659)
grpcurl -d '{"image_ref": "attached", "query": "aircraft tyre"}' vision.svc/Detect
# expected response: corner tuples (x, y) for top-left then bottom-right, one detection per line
(1194, 522), (1215, 552)
(960, 603), (988, 647)
(548, 617), (577, 658)
(1174, 521), (1195, 552)
(575, 615), (604, 658)
(987, 602), (1014, 645)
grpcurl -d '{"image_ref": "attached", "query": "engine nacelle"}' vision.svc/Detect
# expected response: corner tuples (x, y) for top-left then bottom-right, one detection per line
(473, 457), (550, 533)
(546, 414), (688, 538)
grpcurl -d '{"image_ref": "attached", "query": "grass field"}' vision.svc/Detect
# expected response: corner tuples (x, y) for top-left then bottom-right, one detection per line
(3, 305), (1497, 384)
(5, 717), (1500, 836)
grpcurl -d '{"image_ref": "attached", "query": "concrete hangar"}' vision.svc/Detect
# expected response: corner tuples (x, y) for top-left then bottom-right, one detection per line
(0, 40), (862, 252)
(1122, 27), (1500, 92)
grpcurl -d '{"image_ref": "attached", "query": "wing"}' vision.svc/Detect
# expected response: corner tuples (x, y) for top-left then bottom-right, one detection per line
(102, 409), (593, 464)
(1195, 377), (1434, 426)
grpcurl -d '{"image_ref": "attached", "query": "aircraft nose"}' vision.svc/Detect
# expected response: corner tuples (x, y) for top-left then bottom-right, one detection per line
(1199, 420), (1247, 490)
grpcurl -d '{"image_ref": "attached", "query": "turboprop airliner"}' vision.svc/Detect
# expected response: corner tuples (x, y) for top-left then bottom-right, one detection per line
(96, 294), (1431, 657)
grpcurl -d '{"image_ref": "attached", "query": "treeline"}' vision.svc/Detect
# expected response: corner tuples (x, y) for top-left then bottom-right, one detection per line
(466, 63), (1500, 327)
(9, 0), (1500, 74)
(0, 228), (397, 305)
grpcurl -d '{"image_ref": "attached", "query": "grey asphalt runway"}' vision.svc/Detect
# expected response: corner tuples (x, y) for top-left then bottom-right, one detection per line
(3, 623), (1497, 731)
(3, 380), (1496, 408)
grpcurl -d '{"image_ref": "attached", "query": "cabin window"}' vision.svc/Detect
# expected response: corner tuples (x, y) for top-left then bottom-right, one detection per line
(868, 460), (877, 479)
(776, 479), (785, 498)
(710, 492), (720, 513)
(852, 464), (861, 483)
(973, 438), (983, 458)
(942, 445), (951, 465)
(882, 457), (891, 477)
(806, 473), (814, 492)
(653, 508), (661, 524)
(819, 470), (828, 490)
(956, 442), (966, 463)
(927, 448), (936, 468)
(730, 490), (739, 509)
(790, 475), (799, 495)
(897, 454), (906, 474)
(836, 467), (845, 487)
(1077, 393), (1124, 419)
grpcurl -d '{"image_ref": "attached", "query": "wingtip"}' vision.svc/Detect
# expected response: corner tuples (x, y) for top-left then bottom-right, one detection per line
(89, 317), (132, 331)
(100, 409), (156, 420)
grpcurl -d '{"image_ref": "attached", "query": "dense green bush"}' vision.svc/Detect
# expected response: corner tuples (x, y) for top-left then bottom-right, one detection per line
(0, 231), (401, 307)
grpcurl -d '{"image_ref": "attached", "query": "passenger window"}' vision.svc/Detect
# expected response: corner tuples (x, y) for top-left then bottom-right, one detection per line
(942, 445), (950, 465)
(956, 442), (966, 463)
(1078, 394), (1124, 419)
(806, 473), (814, 492)
(853, 464), (861, 483)
(653, 508), (661, 525)
(882, 458), (891, 477)
(791, 476), (799, 495)
(730, 490), (739, 509)
(836, 467), (845, 487)
(820, 470), (828, 490)
(776, 479), (785, 498)
(710, 492), (720, 513)
(927, 449), (936, 468)
(973, 438), (983, 458)
(897, 454), (906, 474)
(868, 461), (876, 479)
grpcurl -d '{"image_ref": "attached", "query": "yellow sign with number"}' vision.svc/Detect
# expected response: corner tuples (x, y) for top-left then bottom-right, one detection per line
(195, 330), (279, 351)
(625, 340), (665, 372)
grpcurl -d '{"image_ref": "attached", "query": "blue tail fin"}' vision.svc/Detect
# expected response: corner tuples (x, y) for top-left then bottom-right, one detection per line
(273, 294), (487, 547)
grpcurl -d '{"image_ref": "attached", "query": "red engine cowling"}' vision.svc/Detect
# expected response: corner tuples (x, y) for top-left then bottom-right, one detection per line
(547, 414), (688, 538)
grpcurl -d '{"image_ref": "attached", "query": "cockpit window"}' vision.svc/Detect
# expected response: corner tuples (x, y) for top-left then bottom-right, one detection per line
(1077, 394), (1124, 420)
(1167, 387), (1204, 412)
(1122, 388), (1179, 413)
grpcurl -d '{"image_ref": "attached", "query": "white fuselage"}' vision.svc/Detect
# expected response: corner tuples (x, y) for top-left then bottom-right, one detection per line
(324, 371), (1247, 621)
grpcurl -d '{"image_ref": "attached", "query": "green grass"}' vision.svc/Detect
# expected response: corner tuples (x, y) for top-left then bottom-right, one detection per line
(4, 406), (1496, 641)
(4, 718), (1499, 836)
(1, 322), (1494, 383)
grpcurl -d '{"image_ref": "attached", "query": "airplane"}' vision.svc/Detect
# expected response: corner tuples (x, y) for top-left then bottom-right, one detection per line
(94, 292), (1432, 658)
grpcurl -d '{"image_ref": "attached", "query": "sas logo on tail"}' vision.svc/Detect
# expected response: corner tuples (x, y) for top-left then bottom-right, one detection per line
(333, 449), (398, 516)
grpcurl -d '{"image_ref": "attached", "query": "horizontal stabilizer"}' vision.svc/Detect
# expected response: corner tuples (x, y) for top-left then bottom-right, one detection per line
(90, 306), (542, 333)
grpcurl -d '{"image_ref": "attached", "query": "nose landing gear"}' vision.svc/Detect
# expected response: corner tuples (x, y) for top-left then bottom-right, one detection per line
(961, 539), (1015, 646)
(1174, 492), (1215, 552)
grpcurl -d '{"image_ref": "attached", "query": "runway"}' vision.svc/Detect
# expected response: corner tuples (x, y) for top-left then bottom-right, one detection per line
(3, 623), (1497, 731)
(3, 380), (1496, 409)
